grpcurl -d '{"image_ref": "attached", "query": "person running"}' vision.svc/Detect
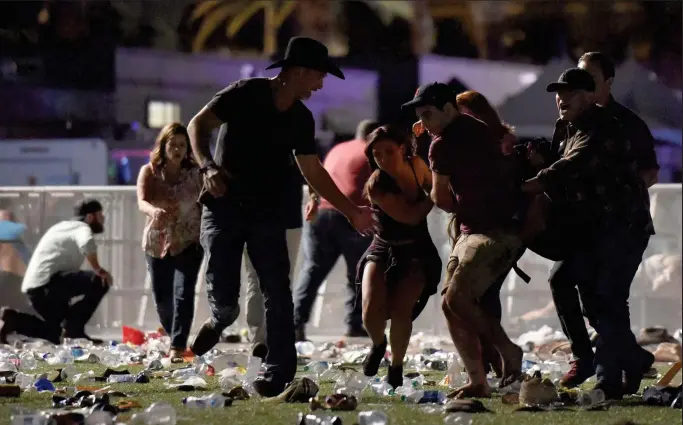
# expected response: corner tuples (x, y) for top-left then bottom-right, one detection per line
(405, 82), (524, 398)
(0, 200), (111, 345)
(525, 68), (653, 400)
(357, 125), (441, 389)
(137, 123), (203, 361)
(292, 120), (380, 342)
(186, 36), (372, 397)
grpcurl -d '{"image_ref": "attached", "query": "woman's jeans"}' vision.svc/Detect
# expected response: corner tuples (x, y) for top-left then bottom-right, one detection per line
(146, 243), (203, 349)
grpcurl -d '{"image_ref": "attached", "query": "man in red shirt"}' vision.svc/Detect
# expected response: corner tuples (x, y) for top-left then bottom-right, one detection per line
(403, 83), (524, 398)
(293, 120), (379, 341)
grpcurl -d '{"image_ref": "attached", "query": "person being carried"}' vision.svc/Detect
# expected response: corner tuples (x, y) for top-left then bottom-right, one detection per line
(0, 200), (112, 345)
(186, 36), (372, 397)
(357, 125), (442, 389)
(137, 123), (203, 361)
(405, 82), (525, 398)
(293, 119), (380, 341)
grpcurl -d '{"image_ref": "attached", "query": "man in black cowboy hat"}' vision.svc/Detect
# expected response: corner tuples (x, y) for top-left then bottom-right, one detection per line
(187, 36), (372, 396)
(0, 200), (111, 346)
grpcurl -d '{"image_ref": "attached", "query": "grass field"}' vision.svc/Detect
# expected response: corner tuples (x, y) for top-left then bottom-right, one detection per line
(1, 362), (680, 425)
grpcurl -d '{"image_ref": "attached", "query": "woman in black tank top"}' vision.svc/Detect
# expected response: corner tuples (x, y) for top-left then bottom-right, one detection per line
(355, 125), (442, 388)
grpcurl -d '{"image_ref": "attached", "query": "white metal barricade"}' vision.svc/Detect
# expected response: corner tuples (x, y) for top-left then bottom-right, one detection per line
(0, 185), (680, 337)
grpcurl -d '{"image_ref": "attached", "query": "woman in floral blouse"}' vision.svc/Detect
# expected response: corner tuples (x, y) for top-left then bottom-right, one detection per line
(137, 123), (203, 360)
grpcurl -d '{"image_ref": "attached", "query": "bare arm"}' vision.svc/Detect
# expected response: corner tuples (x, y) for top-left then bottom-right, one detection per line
(413, 156), (433, 193)
(136, 164), (159, 217)
(85, 252), (104, 272)
(370, 187), (433, 226)
(431, 172), (456, 212)
(188, 106), (223, 167)
(296, 154), (359, 219)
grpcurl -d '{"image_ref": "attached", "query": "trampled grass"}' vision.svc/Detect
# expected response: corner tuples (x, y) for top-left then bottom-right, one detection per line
(0, 363), (680, 425)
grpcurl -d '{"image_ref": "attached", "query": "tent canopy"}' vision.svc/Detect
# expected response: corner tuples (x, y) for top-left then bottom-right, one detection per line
(499, 57), (682, 145)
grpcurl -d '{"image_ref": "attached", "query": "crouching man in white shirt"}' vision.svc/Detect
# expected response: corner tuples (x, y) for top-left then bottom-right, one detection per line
(0, 200), (112, 345)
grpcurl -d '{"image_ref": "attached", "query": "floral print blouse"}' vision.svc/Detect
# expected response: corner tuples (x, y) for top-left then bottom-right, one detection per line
(142, 166), (202, 258)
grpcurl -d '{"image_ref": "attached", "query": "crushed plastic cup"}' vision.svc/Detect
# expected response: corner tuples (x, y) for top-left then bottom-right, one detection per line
(358, 410), (389, 425)
(444, 412), (473, 424)
(19, 353), (37, 370)
(296, 341), (316, 357)
(10, 408), (50, 425)
(182, 392), (227, 408)
(61, 364), (76, 381)
(14, 372), (34, 390)
(297, 412), (342, 425)
(0, 361), (18, 373)
(130, 402), (177, 425)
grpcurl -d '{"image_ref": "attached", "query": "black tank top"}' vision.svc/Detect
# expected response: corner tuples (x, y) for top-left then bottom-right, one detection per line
(372, 161), (429, 241)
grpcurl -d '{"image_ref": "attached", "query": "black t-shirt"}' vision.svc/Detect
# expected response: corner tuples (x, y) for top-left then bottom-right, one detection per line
(207, 78), (314, 227)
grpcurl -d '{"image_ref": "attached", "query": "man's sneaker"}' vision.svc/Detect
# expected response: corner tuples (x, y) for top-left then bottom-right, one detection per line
(190, 320), (221, 357)
(362, 335), (387, 377)
(295, 325), (307, 342)
(623, 349), (655, 395)
(594, 381), (624, 401)
(252, 343), (268, 361)
(345, 326), (368, 338)
(559, 359), (595, 388)
(387, 364), (404, 389)
(253, 376), (288, 398)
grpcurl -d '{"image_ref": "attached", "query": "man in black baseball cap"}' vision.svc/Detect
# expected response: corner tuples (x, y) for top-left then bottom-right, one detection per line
(404, 81), (526, 396)
(545, 67), (596, 122)
(523, 67), (652, 400)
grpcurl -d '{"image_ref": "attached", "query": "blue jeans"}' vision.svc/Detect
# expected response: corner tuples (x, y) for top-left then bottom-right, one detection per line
(200, 197), (296, 381)
(589, 224), (649, 386)
(293, 209), (370, 330)
(146, 243), (202, 349)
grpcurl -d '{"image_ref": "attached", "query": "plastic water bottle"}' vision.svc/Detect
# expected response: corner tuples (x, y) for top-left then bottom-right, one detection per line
(244, 356), (262, 383)
(297, 413), (342, 425)
(522, 352), (539, 372)
(182, 392), (226, 408)
(61, 364), (76, 381)
(444, 412), (473, 424)
(303, 361), (329, 376)
(19, 352), (37, 370)
(107, 374), (136, 383)
(446, 357), (467, 388)
(400, 388), (425, 404)
(295, 341), (316, 357)
(371, 381), (394, 396)
(56, 349), (74, 365)
(358, 411), (389, 425)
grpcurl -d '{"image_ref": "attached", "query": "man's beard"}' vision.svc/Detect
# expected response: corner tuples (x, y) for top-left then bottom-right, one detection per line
(89, 221), (104, 234)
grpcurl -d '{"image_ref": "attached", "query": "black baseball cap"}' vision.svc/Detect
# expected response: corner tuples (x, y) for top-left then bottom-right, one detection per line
(546, 68), (596, 93)
(74, 199), (103, 218)
(401, 82), (456, 110)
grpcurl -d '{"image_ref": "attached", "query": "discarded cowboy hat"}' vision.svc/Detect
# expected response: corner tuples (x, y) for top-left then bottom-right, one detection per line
(266, 37), (345, 80)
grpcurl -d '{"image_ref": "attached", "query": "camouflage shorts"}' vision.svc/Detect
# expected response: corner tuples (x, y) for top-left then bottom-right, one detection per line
(443, 230), (523, 299)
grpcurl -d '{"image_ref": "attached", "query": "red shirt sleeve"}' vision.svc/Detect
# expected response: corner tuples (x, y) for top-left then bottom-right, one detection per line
(428, 136), (455, 175)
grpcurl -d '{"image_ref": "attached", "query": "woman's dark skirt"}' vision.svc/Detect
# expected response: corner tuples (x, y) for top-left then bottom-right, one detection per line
(355, 235), (442, 320)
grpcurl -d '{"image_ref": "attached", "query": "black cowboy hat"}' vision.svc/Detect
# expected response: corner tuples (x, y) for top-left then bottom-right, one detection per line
(266, 37), (345, 80)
